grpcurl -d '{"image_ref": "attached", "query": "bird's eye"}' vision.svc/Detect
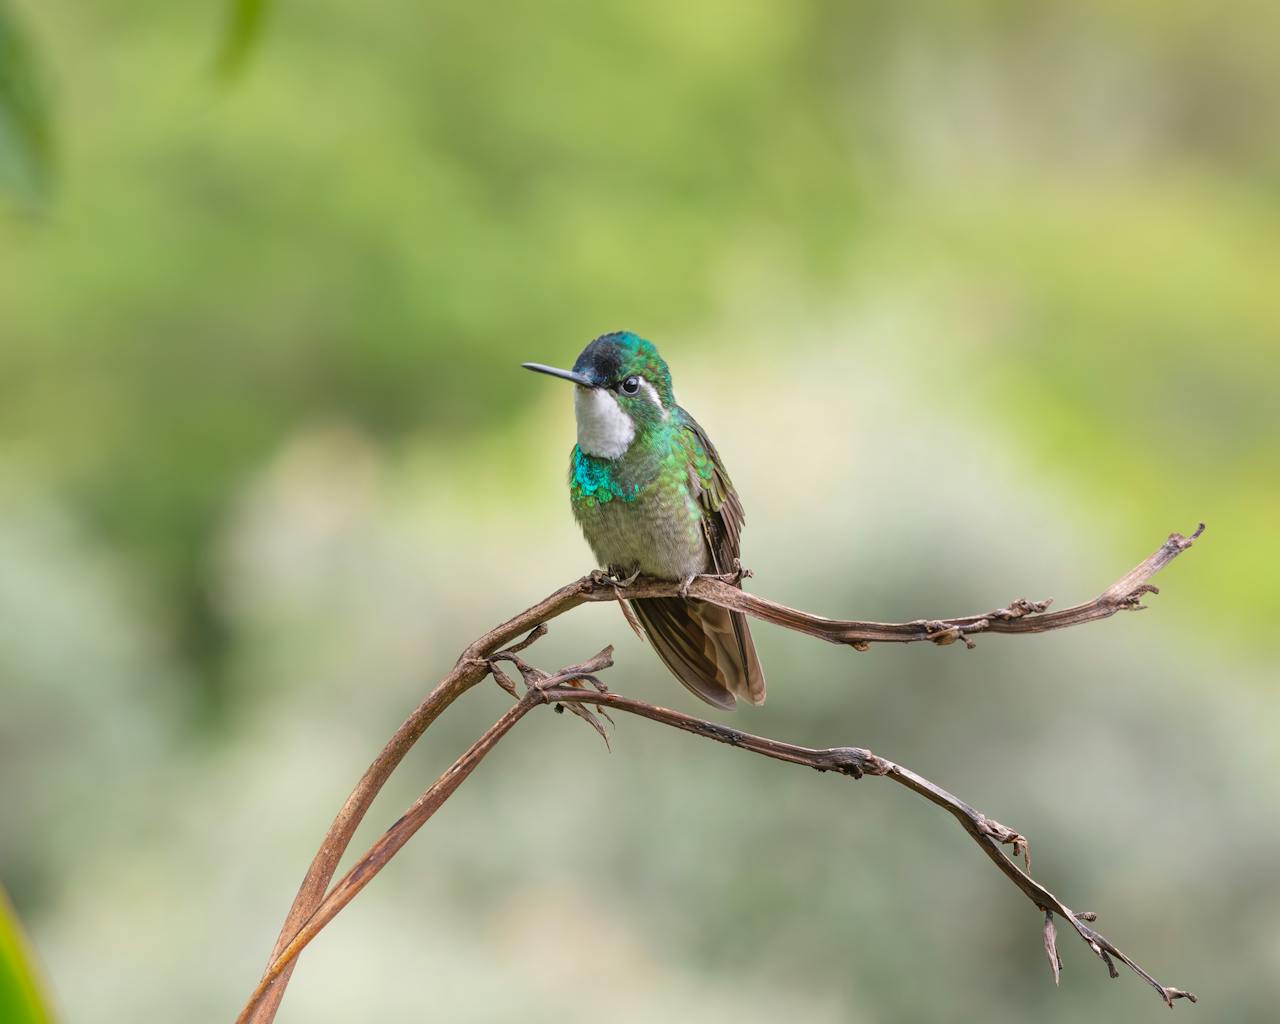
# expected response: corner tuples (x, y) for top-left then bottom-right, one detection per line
(619, 376), (641, 395)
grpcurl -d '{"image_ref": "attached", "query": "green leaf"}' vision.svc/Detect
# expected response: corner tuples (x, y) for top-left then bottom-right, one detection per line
(0, 0), (54, 207)
(215, 0), (272, 81)
(0, 885), (55, 1024)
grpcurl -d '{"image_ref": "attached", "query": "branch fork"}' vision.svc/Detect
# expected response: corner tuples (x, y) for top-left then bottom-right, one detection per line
(238, 525), (1205, 1023)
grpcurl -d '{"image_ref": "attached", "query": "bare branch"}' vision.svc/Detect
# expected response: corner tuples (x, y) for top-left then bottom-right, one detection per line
(237, 670), (1197, 1023)
(627, 523), (1207, 650)
(246, 581), (597, 1022)
(244, 525), (1204, 1022)
(237, 690), (547, 1024)
(536, 688), (1195, 1006)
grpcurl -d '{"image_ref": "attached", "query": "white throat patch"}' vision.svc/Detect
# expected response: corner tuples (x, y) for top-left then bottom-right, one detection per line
(574, 387), (636, 459)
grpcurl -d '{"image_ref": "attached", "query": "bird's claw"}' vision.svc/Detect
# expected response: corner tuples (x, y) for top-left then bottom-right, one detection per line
(589, 567), (640, 589)
(679, 560), (752, 598)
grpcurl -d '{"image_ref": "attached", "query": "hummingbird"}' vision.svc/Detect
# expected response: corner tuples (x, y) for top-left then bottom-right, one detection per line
(523, 331), (766, 710)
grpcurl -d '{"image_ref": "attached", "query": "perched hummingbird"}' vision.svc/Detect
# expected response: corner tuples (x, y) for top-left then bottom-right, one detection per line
(523, 331), (766, 709)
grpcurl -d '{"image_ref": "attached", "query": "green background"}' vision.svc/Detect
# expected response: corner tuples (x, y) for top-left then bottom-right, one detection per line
(2, 1), (1277, 1021)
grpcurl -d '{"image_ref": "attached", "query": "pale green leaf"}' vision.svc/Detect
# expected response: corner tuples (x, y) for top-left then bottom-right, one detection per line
(0, 885), (55, 1024)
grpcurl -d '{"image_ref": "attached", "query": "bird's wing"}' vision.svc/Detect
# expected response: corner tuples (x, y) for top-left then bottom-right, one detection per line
(677, 410), (744, 575)
(645, 407), (762, 706)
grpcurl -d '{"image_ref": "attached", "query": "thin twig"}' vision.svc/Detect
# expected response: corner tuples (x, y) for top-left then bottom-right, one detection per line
(538, 688), (1195, 1007)
(631, 523), (1207, 650)
(245, 525), (1203, 1022)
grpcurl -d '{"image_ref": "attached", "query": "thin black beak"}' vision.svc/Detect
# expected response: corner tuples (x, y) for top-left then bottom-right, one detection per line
(521, 362), (597, 387)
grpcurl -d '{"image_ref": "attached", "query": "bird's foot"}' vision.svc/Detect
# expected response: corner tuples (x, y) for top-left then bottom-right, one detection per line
(589, 567), (641, 589)
(679, 561), (752, 598)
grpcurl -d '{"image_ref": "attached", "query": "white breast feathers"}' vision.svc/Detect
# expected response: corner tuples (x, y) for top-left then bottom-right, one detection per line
(574, 387), (636, 459)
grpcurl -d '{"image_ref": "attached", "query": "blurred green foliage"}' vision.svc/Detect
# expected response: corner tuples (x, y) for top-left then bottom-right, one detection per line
(0, 0), (53, 206)
(2, 1), (1275, 680)
(215, 0), (272, 81)
(1, 2), (1277, 1021)
(2, 0), (865, 679)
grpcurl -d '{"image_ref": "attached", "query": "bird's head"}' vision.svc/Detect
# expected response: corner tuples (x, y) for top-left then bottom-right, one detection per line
(523, 331), (675, 459)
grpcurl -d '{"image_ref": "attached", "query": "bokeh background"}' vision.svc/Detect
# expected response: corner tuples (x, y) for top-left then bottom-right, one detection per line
(3, 1), (1278, 1021)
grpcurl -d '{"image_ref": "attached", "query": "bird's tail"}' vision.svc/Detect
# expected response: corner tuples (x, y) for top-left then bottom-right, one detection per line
(627, 596), (766, 709)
